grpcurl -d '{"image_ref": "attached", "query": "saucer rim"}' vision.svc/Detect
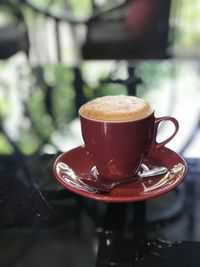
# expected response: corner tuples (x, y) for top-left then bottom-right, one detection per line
(53, 145), (188, 203)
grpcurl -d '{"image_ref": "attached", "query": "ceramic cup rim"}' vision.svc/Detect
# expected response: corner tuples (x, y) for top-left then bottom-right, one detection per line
(79, 107), (155, 124)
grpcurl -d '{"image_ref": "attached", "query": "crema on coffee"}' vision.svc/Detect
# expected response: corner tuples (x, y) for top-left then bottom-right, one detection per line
(79, 95), (153, 121)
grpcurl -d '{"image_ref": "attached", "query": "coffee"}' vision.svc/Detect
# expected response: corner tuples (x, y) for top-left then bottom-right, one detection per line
(79, 95), (153, 121)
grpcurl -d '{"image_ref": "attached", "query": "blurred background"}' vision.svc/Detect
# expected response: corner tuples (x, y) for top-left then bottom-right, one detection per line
(1, 2), (200, 266)
(0, 0), (200, 158)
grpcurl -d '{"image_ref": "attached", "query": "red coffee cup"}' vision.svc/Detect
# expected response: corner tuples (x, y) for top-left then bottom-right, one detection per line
(79, 106), (179, 182)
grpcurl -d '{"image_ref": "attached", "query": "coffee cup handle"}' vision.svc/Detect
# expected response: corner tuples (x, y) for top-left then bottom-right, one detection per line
(151, 116), (179, 150)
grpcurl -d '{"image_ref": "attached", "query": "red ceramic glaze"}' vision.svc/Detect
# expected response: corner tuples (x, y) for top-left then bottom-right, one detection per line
(53, 145), (187, 203)
(80, 113), (179, 182)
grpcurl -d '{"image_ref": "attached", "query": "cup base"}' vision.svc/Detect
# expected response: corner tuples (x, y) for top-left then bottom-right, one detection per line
(90, 165), (143, 184)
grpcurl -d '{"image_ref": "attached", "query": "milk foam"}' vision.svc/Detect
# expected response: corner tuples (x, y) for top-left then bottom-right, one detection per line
(79, 95), (153, 121)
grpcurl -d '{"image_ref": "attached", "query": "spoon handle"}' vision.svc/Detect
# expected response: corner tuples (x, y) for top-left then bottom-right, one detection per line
(140, 167), (168, 178)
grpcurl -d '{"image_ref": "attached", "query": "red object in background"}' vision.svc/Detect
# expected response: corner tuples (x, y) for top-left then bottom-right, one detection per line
(124, 0), (160, 37)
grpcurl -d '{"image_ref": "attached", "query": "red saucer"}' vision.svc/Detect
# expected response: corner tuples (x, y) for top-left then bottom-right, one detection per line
(53, 145), (187, 202)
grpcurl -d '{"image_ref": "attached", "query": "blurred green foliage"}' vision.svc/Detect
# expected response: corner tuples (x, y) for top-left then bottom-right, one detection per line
(173, 0), (200, 50)
(22, 0), (92, 18)
(0, 134), (14, 154)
